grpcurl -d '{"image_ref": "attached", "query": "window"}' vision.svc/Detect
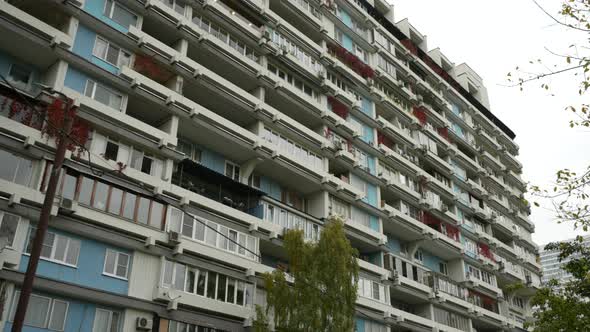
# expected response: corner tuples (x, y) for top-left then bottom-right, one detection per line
(248, 173), (261, 189)
(7, 64), (33, 89)
(84, 80), (123, 110)
(65, 173), (166, 229)
(168, 320), (229, 332)
(104, 0), (138, 28)
(439, 262), (448, 275)
(357, 277), (386, 303)
(104, 140), (119, 161)
(9, 292), (68, 331)
(0, 211), (19, 248)
(225, 161), (240, 181)
(92, 36), (131, 68)
(93, 308), (121, 332)
(176, 139), (202, 162)
(103, 249), (130, 279)
(0, 148), (33, 186)
(162, 259), (253, 306)
(25, 227), (80, 267)
(168, 208), (258, 260)
(414, 250), (423, 263)
(330, 196), (350, 219)
(160, 0), (186, 15)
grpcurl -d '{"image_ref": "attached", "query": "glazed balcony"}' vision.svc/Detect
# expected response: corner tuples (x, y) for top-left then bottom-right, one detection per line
(383, 252), (432, 295)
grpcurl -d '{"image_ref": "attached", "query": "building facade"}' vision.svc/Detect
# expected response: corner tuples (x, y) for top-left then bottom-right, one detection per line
(0, 0), (541, 331)
(540, 235), (590, 286)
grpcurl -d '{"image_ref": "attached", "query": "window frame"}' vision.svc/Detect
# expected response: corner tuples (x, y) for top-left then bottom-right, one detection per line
(84, 79), (124, 111)
(7, 63), (33, 89)
(92, 36), (132, 68)
(9, 291), (69, 331)
(92, 308), (122, 332)
(25, 227), (81, 268)
(0, 211), (20, 249)
(102, 248), (130, 280)
(103, 0), (138, 28)
(224, 161), (241, 181)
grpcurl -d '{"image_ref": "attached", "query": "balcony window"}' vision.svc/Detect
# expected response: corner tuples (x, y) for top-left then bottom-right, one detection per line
(176, 138), (202, 163)
(159, 0), (186, 16)
(104, 0), (138, 29)
(357, 277), (386, 303)
(25, 227), (81, 267)
(93, 308), (122, 332)
(377, 54), (396, 77)
(167, 207), (259, 260)
(433, 307), (470, 331)
(262, 127), (323, 170)
(84, 80), (124, 111)
(267, 63), (320, 101)
(267, 28), (323, 73)
(192, 15), (259, 62)
(0, 211), (20, 248)
(9, 292), (68, 330)
(224, 161), (240, 181)
(103, 249), (130, 279)
(7, 64), (33, 91)
(261, 201), (320, 241)
(330, 196), (350, 220)
(0, 148), (33, 186)
(92, 36), (132, 68)
(61, 171), (166, 229)
(162, 259), (254, 306)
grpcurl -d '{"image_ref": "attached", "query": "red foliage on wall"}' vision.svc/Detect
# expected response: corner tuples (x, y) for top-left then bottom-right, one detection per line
(133, 54), (173, 84)
(328, 96), (349, 119)
(43, 98), (90, 154)
(445, 223), (460, 242)
(412, 106), (427, 126)
(327, 43), (375, 79)
(478, 243), (496, 262)
(1, 96), (43, 129)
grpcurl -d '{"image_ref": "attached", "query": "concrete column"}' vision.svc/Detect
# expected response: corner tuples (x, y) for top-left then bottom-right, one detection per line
(252, 86), (266, 102)
(159, 115), (179, 138)
(172, 39), (189, 56)
(165, 75), (184, 94)
(239, 158), (263, 184)
(43, 60), (68, 93)
(65, 17), (79, 49)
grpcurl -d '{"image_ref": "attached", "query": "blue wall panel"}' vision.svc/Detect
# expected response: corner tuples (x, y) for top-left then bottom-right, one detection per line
(64, 67), (89, 94)
(83, 0), (133, 33)
(369, 215), (379, 232)
(338, 8), (353, 28)
(366, 183), (377, 207)
(342, 33), (354, 52)
(385, 235), (401, 253)
(355, 318), (365, 332)
(19, 227), (129, 295)
(422, 251), (444, 272)
(73, 24), (119, 75)
(367, 156), (376, 175)
(360, 96), (373, 118)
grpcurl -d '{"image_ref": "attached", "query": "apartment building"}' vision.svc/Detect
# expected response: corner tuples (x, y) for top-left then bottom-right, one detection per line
(540, 235), (590, 286)
(0, 0), (541, 331)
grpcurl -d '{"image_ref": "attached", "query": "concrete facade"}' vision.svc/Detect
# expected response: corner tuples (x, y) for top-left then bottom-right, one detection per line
(0, 0), (540, 331)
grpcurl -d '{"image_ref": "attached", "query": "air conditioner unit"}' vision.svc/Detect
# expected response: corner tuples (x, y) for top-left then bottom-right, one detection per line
(136, 317), (153, 330)
(59, 198), (78, 214)
(168, 231), (181, 244)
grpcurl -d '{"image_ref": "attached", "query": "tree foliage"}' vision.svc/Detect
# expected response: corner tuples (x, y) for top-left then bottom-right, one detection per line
(254, 216), (359, 332)
(508, 1), (590, 331)
(527, 237), (590, 332)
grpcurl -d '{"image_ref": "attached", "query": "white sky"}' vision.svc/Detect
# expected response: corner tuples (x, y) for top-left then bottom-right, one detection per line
(389, 0), (590, 245)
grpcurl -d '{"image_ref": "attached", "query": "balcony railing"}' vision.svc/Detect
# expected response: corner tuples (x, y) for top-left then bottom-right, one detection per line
(258, 198), (321, 241)
(426, 272), (468, 301)
(172, 159), (263, 213)
(383, 252), (429, 286)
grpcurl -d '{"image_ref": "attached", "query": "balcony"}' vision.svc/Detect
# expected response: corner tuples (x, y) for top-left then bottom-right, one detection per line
(480, 149), (505, 172)
(383, 252), (431, 295)
(378, 143), (422, 176)
(1, 0), (73, 48)
(257, 198), (321, 241)
(172, 159), (264, 214)
(426, 272), (471, 309)
(326, 43), (374, 83)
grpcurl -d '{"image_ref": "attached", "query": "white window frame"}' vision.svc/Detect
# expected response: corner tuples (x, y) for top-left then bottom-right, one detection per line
(9, 291), (69, 331)
(84, 79), (125, 111)
(102, 249), (130, 280)
(224, 161), (241, 181)
(103, 0), (138, 28)
(92, 308), (121, 332)
(0, 211), (20, 249)
(25, 227), (81, 267)
(92, 36), (132, 68)
(414, 249), (423, 263)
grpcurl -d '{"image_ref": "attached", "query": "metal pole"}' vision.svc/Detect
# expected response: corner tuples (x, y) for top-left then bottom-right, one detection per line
(11, 98), (74, 332)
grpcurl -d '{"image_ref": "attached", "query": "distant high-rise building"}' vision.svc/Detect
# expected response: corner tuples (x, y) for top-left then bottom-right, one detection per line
(540, 235), (590, 285)
(0, 0), (541, 331)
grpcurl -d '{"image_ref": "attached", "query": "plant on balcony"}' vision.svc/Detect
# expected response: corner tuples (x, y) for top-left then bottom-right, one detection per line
(327, 95), (349, 119)
(133, 54), (174, 84)
(254, 216), (359, 332)
(327, 43), (375, 79)
(1, 94), (42, 129)
(412, 106), (428, 126)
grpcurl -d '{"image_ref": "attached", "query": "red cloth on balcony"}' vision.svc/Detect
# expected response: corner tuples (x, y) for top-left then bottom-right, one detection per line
(377, 131), (394, 149)
(437, 127), (450, 142)
(401, 39), (418, 55)
(412, 106), (428, 126)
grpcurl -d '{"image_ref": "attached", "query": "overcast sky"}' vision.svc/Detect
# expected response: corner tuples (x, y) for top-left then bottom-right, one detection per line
(389, 0), (590, 246)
